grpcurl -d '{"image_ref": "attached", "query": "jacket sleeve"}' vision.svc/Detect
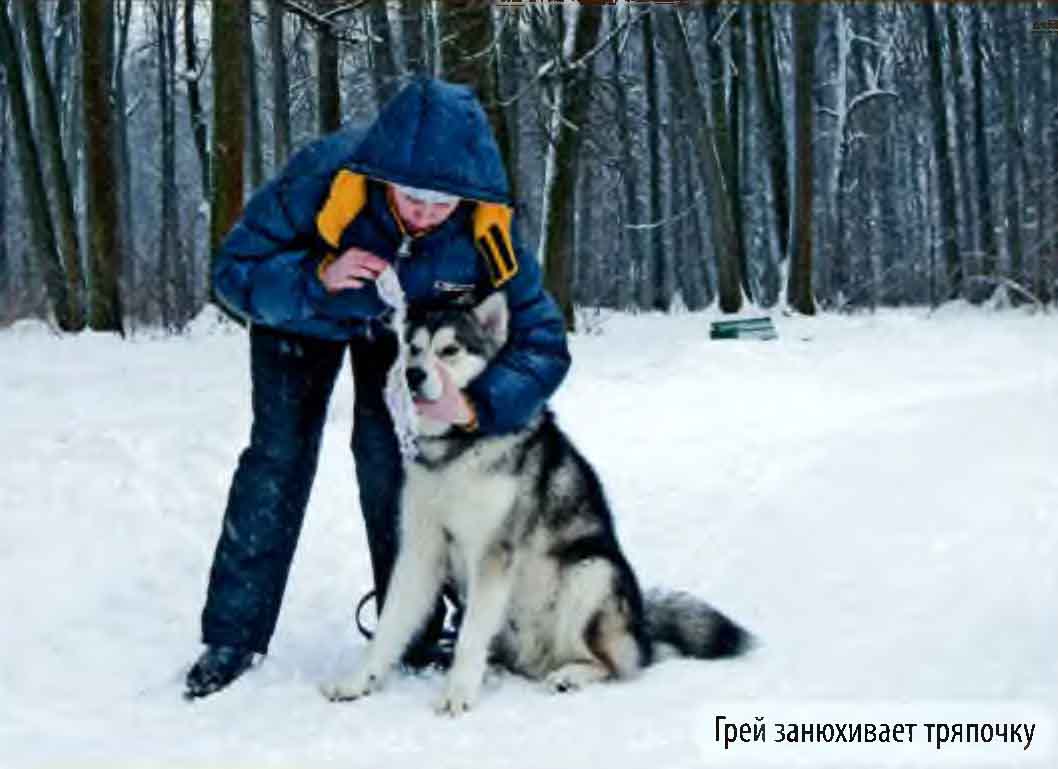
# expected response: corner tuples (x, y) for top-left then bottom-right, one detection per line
(465, 242), (571, 434)
(211, 139), (384, 330)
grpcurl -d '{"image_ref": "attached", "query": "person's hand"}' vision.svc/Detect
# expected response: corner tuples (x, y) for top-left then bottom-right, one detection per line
(320, 247), (388, 292)
(415, 364), (476, 427)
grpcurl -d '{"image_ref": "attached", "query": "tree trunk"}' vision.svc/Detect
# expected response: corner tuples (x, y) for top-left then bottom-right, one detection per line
(439, 0), (514, 185)
(210, 0), (247, 260)
(268, 0), (291, 169)
(542, 4), (603, 330)
(0, 77), (9, 308)
(752, 4), (788, 263)
(19, 0), (86, 329)
(999, 4), (1026, 292)
(316, 1), (340, 133)
(945, 8), (975, 270)
(922, 3), (962, 301)
(610, 5), (643, 310)
(573, 150), (592, 307)
(670, 93), (691, 310)
(824, 5), (850, 307)
(243, 0), (263, 189)
(653, 5), (742, 313)
(493, 8), (522, 208)
(0, 5), (75, 328)
(184, 0), (210, 196)
(367, 1), (400, 105)
(703, 4), (747, 304)
(1037, 19), (1055, 304)
(114, 0), (136, 318)
(158, 0), (183, 327)
(785, 2), (819, 315)
(157, 0), (170, 326)
(682, 124), (712, 310)
(82, 0), (123, 331)
(399, 0), (426, 75)
(642, 11), (665, 311)
(730, 6), (751, 301)
(50, 0), (76, 119)
(970, 7), (998, 286)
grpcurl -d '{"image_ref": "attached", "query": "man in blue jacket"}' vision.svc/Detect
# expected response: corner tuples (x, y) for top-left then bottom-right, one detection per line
(185, 78), (570, 699)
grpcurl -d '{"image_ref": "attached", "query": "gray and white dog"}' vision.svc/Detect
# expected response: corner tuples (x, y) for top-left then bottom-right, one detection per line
(322, 294), (749, 714)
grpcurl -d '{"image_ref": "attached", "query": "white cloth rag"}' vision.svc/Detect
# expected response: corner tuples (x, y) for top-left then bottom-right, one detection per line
(375, 267), (419, 460)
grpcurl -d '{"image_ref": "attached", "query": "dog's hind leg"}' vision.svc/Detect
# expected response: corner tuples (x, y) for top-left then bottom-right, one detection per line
(436, 546), (515, 716)
(588, 609), (644, 680)
(550, 558), (646, 688)
(322, 520), (446, 702)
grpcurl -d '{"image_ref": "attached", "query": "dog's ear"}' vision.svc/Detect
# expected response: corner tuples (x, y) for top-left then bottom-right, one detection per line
(473, 292), (509, 348)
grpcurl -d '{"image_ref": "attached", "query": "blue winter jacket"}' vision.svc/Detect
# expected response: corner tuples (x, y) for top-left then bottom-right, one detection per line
(212, 78), (570, 434)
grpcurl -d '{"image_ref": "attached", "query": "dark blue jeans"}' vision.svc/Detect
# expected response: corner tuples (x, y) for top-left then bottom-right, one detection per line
(200, 324), (433, 654)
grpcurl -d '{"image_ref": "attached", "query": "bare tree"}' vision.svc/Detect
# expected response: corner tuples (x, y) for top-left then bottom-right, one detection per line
(398, 0), (426, 76)
(968, 6), (998, 292)
(157, 0), (181, 327)
(609, 3), (645, 310)
(922, 3), (961, 301)
(653, 5), (742, 313)
(50, 0), (77, 127)
(998, 4), (1029, 295)
(439, 0), (514, 181)
(494, 9), (523, 207)
(819, 5), (896, 307)
(184, 0), (210, 196)
(542, 4), (604, 330)
(786, 2), (820, 315)
(641, 10), (665, 311)
(244, 0), (264, 189)
(699, 5), (748, 303)
(268, 0), (291, 168)
(82, 0), (123, 331)
(1035, 11), (1056, 304)
(316, 0), (340, 132)
(0, 75), (9, 311)
(752, 5), (788, 262)
(114, 0), (136, 311)
(0, 4), (76, 329)
(17, 1), (85, 329)
(366, 0), (399, 104)
(210, 0), (247, 258)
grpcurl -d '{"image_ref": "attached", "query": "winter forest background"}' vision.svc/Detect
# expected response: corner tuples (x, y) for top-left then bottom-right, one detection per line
(0, 1), (1056, 334)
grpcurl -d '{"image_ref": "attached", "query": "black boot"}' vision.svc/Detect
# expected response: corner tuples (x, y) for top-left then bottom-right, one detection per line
(184, 645), (256, 699)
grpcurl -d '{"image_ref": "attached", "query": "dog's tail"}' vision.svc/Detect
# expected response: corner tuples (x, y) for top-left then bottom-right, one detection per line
(643, 588), (752, 661)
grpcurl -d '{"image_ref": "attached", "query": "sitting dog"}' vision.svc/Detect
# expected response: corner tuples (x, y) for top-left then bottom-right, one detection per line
(322, 294), (749, 714)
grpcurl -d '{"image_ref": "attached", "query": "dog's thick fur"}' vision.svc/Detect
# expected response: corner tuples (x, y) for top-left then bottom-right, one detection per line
(322, 294), (749, 714)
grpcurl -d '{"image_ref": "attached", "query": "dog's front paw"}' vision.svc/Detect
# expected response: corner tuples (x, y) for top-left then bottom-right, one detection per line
(545, 669), (581, 694)
(544, 662), (608, 694)
(320, 668), (386, 703)
(433, 671), (481, 717)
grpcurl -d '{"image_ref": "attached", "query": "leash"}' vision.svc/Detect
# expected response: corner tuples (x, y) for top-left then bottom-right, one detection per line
(355, 589), (378, 640)
(354, 588), (464, 644)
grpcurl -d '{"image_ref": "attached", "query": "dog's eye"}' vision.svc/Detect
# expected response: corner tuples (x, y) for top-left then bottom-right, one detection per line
(439, 345), (461, 358)
(409, 345), (423, 357)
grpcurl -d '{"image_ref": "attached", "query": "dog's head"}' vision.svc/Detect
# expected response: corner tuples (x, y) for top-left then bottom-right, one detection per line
(405, 293), (509, 436)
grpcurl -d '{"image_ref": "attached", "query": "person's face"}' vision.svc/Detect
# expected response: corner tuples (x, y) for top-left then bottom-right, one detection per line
(389, 185), (460, 233)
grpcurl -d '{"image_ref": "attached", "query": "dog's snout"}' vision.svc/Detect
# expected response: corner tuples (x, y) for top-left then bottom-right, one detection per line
(406, 367), (427, 391)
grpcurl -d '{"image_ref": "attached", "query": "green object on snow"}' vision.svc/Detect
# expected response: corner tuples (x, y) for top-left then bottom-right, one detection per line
(710, 317), (777, 340)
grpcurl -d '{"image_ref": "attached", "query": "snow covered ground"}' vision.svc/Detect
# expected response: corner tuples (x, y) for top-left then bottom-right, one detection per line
(2, 305), (1056, 768)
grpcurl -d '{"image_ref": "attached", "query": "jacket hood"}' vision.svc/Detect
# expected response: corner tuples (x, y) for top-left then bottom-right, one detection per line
(346, 78), (511, 205)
